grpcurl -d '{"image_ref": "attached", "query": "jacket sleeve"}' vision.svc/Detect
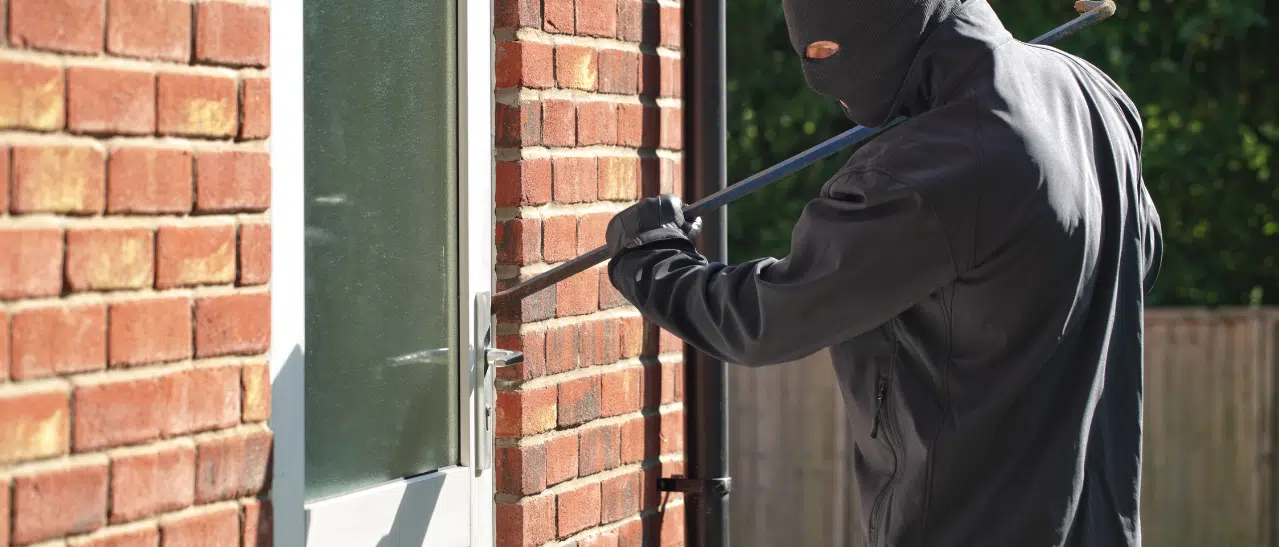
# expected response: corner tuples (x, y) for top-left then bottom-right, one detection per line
(607, 168), (959, 367)
(1138, 179), (1164, 296)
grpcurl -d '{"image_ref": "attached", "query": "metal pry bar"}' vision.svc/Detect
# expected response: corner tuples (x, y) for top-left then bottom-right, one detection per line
(493, 0), (1118, 307)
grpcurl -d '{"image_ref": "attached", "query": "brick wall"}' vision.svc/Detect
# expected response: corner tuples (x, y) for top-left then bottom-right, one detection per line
(491, 0), (688, 545)
(0, 0), (272, 545)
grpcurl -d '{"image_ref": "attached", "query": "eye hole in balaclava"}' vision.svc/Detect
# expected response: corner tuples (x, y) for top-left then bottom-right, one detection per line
(805, 41), (840, 59)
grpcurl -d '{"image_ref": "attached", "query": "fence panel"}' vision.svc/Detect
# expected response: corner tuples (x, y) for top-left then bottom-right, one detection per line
(725, 309), (1278, 547)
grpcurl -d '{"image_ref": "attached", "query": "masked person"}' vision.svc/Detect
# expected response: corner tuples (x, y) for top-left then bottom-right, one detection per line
(603, 0), (1164, 545)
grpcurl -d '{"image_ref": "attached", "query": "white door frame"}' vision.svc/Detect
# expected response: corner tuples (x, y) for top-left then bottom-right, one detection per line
(268, 0), (494, 543)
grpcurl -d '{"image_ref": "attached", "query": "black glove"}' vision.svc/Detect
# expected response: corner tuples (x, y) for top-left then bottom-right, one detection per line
(605, 194), (703, 256)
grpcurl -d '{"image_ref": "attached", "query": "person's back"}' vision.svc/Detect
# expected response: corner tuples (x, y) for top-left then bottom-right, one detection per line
(599, 0), (1163, 545)
(823, 2), (1163, 545)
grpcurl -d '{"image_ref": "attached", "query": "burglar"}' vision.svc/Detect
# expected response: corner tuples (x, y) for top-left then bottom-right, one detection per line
(603, 0), (1163, 545)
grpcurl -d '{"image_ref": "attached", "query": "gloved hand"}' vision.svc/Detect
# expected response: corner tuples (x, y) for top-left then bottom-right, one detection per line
(605, 194), (703, 256)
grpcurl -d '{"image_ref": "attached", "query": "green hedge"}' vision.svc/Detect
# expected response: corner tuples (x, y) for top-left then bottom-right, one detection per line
(724, 0), (1277, 306)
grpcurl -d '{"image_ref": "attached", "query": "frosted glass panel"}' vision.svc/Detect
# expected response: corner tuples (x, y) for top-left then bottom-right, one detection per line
(302, 0), (459, 502)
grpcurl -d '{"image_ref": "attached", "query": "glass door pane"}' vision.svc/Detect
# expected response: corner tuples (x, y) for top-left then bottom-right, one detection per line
(301, 0), (458, 503)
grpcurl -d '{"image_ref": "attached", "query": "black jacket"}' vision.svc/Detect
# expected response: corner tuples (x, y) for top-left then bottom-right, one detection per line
(607, 1), (1164, 545)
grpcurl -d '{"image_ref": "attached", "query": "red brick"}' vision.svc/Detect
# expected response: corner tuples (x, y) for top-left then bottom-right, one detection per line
(496, 495), (555, 547)
(0, 147), (7, 212)
(578, 101), (619, 146)
(157, 72), (238, 137)
(495, 0), (542, 28)
(652, 502), (686, 547)
(556, 45), (598, 91)
(542, 215), (578, 263)
(9, 0), (105, 54)
(66, 227), (155, 291)
(0, 477), (6, 547)
(241, 362), (271, 422)
(602, 471), (641, 523)
(109, 296), (192, 367)
(163, 365), (241, 436)
(238, 222), (270, 285)
(619, 415), (653, 464)
(194, 150), (271, 212)
(496, 41), (553, 89)
(107, 0), (191, 61)
(156, 223), (237, 288)
(67, 66), (156, 135)
(660, 107), (683, 149)
(12, 303), (107, 379)
(543, 0), (574, 33)
(599, 49), (639, 95)
(638, 53), (660, 97)
(195, 1), (269, 66)
(576, 318), (602, 367)
(0, 59), (64, 130)
(242, 498), (272, 547)
(577, 212), (610, 255)
(194, 428), (272, 503)
(660, 329), (683, 355)
(12, 144), (106, 214)
(194, 293), (270, 357)
(107, 146), (193, 214)
(67, 522), (161, 547)
(660, 56), (682, 98)
(496, 101), (541, 147)
(660, 409), (683, 454)
(13, 458), (109, 543)
(73, 372), (165, 451)
(0, 311), (7, 380)
(620, 317), (644, 358)
(495, 386), (557, 437)
(496, 218), (540, 266)
(544, 433), (578, 486)
(602, 367), (642, 417)
(617, 0), (646, 43)
(618, 518), (644, 547)
(659, 6), (681, 48)
(577, 0), (617, 37)
(557, 268), (600, 317)
(159, 505), (240, 547)
(557, 482), (602, 538)
(109, 441), (196, 523)
(495, 272), (556, 324)
(552, 156), (598, 204)
(0, 227), (64, 299)
(240, 76), (271, 139)
(495, 331), (545, 381)
(541, 99), (577, 147)
(495, 159), (551, 207)
(600, 267), (627, 309)
(581, 530), (620, 547)
(496, 443), (546, 496)
(579, 422), (620, 476)
(0, 383), (70, 464)
(558, 375), (601, 427)
(598, 157), (638, 201)
(544, 324), (578, 374)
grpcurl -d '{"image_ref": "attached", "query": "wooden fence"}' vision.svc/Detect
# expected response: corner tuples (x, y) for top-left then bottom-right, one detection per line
(726, 308), (1279, 547)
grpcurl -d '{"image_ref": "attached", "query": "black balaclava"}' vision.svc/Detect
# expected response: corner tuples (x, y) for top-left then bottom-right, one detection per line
(782, 0), (965, 128)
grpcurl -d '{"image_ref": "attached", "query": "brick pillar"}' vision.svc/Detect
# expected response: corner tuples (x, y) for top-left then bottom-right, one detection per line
(492, 0), (688, 545)
(0, 0), (273, 545)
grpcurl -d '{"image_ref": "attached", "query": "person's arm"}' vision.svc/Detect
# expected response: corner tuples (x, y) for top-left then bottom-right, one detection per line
(606, 168), (959, 367)
(1138, 179), (1163, 296)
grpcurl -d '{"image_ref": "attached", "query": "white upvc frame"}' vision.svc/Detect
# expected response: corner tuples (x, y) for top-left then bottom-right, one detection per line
(268, 0), (495, 544)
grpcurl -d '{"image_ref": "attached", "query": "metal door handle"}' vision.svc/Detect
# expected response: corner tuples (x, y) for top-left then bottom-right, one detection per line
(485, 348), (523, 369)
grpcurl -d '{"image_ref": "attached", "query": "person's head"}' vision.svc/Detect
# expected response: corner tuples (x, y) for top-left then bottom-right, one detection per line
(781, 0), (966, 127)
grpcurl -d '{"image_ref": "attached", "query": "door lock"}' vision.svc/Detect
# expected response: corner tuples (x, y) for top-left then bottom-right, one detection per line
(473, 292), (523, 471)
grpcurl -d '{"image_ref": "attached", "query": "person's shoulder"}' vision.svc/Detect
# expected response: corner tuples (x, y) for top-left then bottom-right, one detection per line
(837, 107), (988, 196)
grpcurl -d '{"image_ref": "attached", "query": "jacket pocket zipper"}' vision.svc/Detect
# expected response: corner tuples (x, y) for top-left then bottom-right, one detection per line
(868, 365), (898, 547)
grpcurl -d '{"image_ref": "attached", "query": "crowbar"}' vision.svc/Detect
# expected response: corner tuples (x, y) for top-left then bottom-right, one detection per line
(493, 0), (1119, 307)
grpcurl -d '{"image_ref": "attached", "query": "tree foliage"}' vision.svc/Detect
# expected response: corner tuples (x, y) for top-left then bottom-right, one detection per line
(724, 0), (1278, 306)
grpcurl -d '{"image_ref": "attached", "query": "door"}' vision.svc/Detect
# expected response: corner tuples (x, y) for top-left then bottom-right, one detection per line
(268, 0), (501, 544)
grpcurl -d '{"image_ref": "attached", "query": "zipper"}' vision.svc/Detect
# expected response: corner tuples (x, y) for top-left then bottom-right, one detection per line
(867, 349), (900, 547)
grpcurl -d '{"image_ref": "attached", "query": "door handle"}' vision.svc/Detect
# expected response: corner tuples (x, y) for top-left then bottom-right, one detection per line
(473, 292), (523, 471)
